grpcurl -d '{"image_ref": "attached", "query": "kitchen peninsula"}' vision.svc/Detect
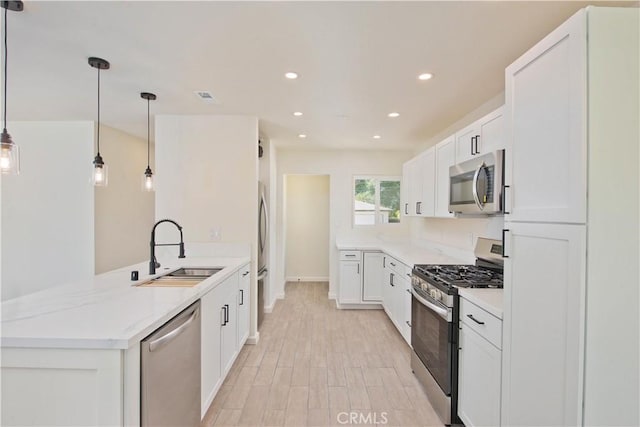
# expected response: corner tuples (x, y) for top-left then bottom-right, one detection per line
(1, 255), (250, 426)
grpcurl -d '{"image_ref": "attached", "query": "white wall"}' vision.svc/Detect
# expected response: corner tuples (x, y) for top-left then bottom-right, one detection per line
(94, 125), (155, 273)
(275, 149), (411, 300)
(1, 121), (94, 301)
(155, 115), (259, 337)
(284, 175), (330, 281)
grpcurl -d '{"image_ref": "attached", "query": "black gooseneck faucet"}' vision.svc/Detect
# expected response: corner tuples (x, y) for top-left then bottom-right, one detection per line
(149, 219), (185, 275)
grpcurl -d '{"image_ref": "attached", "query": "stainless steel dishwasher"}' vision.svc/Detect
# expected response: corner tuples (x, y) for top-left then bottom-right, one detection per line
(141, 300), (201, 427)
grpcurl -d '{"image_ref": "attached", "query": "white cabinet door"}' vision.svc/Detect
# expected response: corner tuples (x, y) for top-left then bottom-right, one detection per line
(339, 261), (362, 304)
(382, 263), (394, 320)
(458, 324), (502, 427)
(419, 148), (436, 217)
(401, 162), (411, 218)
(504, 10), (586, 224)
(501, 222), (586, 427)
(455, 121), (479, 164)
(363, 252), (383, 302)
(201, 286), (222, 412)
(408, 158), (423, 216)
(237, 264), (250, 347)
(434, 136), (455, 218)
(220, 277), (238, 376)
(399, 274), (412, 346)
(478, 106), (504, 154)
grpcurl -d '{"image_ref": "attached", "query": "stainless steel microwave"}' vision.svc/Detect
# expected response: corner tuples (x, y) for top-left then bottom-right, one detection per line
(449, 150), (505, 215)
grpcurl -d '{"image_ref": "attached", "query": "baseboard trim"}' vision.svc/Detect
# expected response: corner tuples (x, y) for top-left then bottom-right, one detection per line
(246, 332), (260, 345)
(285, 276), (330, 282)
(328, 292), (337, 300)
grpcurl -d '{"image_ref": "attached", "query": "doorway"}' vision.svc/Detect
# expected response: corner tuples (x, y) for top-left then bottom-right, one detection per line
(283, 174), (330, 283)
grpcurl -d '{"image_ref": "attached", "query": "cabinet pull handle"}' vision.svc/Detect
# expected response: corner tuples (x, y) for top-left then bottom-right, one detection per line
(357, 264), (360, 274)
(474, 135), (480, 155)
(242, 271), (250, 277)
(390, 273), (395, 287)
(470, 136), (475, 156)
(390, 262), (396, 267)
(502, 229), (510, 258)
(406, 289), (411, 294)
(221, 306), (227, 326)
(502, 185), (511, 215)
(345, 254), (356, 257)
(405, 203), (408, 215)
(467, 314), (485, 325)
(406, 321), (412, 328)
(224, 304), (229, 324)
(416, 201), (422, 215)
(383, 257), (386, 268)
(239, 289), (244, 306)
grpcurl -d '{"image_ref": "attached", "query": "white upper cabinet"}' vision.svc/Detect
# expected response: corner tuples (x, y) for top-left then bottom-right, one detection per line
(401, 162), (410, 217)
(434, 136), (455, 218)
(419, 148), (436, 217)
(504, 10), (586, 224)
(455, 107), (504, 164)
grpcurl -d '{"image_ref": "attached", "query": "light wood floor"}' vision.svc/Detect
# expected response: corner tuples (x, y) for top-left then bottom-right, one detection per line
(202, 281), (443, 427)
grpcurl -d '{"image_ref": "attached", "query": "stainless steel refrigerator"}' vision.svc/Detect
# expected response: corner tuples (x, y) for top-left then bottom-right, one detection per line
(258, 181), (268, 329)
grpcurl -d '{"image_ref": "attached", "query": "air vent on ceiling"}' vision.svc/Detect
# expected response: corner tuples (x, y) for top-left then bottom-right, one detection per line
(194, 90), (217, 104)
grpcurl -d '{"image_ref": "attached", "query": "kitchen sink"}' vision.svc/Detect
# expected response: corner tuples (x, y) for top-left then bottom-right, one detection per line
(136, 267), (222, 287)
(166, 267), (222, 278)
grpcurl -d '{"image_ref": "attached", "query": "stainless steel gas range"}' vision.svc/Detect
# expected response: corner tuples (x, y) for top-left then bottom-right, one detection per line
(410, 238), (504, 426)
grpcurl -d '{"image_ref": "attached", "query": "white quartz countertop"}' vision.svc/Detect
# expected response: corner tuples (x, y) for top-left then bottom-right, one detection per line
(335, 236), (469, 267)
(1, 256), (250, 350)
(458, 288), (504, 319)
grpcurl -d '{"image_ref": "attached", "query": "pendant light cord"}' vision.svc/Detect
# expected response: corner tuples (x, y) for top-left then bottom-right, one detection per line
(147, 98), (150, 168)
(3, 6), (8, 132)
(96, 66), (101, 155)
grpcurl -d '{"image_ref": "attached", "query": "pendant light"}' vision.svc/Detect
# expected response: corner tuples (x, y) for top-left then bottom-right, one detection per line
(0, 1), (23, 175)
(88, 56), (110, 186)
(140, 92), (156, 192)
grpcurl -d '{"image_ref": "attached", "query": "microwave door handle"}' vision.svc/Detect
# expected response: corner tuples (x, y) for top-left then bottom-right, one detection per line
(472, 163), (484, 210)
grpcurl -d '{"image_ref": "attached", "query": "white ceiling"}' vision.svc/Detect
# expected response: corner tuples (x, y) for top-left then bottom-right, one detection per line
(4, 1), (637, 150)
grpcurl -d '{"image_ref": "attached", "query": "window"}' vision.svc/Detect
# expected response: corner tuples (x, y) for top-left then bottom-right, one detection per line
(353, 176), (401, 226)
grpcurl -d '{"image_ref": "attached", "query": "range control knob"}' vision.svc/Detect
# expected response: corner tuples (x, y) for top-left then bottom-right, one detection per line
(430, 289), (440, 300)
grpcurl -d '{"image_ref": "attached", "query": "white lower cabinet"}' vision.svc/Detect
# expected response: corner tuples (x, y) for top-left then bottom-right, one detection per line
(363, 252), (383, 301)
(201, 272), (240, 415)
(501, 222), (585, 427)
(237, 264), (250, 346)
(339, 259), (362, 304)
(458, 297), (502, 427)
(382, 255), (411, 345)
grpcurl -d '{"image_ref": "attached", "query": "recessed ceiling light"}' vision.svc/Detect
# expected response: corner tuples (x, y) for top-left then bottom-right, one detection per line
(373, 135), (381, 140)
(298, 134), (307, 139)
(285, 72), (298, 79)
(293, 111), (303, 116)
(388, 112), (400, 118)
(418, 73), (433, 81)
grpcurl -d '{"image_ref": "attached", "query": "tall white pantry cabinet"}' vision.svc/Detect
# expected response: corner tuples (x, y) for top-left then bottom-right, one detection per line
(501, 7), (638, 427)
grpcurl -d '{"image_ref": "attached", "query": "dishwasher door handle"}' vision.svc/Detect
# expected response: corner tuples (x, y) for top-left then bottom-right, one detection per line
(149, 307), (200, 352)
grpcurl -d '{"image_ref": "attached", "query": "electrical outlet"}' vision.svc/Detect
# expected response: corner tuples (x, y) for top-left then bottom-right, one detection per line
(209, 227), (221, 241)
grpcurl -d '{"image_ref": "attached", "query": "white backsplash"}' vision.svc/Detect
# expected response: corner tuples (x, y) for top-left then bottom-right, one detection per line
(409, 216), (504, 252)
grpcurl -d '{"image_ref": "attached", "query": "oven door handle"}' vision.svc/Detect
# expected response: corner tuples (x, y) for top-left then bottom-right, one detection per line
(411, 287), (449, 320)
(472, 163), (485, 211)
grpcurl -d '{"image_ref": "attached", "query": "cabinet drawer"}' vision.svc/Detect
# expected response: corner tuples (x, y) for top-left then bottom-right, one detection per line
(340, 250), (362, 261)
(460, 298), (502, 349)
(384, 256), (405, 275)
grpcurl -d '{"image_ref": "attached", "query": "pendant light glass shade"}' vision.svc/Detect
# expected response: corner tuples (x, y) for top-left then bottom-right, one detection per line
(1, 2), (23, 175)
(92, 153), (108, 186)
(142, 166), (154, 191)
(89, 57), (110, 187)
(0, 131), (19, 174)
(140, 92), (156, 192)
